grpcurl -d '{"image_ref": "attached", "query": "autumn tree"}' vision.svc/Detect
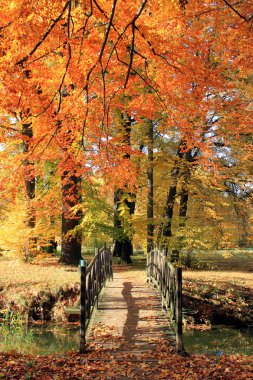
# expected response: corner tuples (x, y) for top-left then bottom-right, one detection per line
(0, 0), (252, 262)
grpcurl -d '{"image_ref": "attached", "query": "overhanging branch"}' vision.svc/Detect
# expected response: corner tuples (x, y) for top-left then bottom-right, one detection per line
(16, 1), (70, 66)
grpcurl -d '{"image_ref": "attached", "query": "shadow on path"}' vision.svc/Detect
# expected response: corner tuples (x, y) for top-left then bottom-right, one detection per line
(121, 282), (140, 344)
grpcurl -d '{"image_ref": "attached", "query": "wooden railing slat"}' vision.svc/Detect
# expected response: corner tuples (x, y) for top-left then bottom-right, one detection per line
(79, 247), (113, 353)
(147, 248), (184, 353)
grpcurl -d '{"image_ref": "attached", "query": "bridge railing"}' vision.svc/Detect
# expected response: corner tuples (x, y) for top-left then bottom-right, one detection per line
(80, 245), (113, 352)
(147, 248), (184, 353)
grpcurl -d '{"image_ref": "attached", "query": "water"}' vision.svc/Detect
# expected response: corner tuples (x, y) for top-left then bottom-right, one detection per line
(1, 323), (253, 356)
(0, 323), (80, 355)
(184, 325), (253, 356)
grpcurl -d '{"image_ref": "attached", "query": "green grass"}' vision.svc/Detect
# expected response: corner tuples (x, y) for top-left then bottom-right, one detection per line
(182, 249), (253, 271)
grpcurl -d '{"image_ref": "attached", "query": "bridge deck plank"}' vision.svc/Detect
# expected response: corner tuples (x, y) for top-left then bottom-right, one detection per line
(87, 266), (175, 358)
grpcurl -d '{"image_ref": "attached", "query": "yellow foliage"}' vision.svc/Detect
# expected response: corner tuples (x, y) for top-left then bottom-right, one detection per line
(222, 251), (233, 259)
(0, 198), (34, 257)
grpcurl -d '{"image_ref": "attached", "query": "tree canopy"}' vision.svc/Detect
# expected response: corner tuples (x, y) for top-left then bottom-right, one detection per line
(0, 0), (252, 262)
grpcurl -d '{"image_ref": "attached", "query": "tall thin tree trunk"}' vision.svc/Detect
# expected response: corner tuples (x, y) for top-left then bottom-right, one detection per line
(113, 113), (135, 263)
(234, 201), (250, 247)
(157, 142), (184, 251)
(158, 144), (197, 258)
(113, 188), (136, 263)
(147, 120), (154, 253)
(60, 171), (82, 266)
(22, 122), (35, 228)
(179, 176), (189, 228)
(178, 150), (193, 229)
(113, 189), (123, 258)
(22, 121), (36, 259)
(172, 149), (195, 262)
(172, 164), (190, 262)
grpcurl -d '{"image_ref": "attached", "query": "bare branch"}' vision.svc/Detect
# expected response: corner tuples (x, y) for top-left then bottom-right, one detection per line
(100, 61), (107, 129)
(78, 0), (93, 64)
(34, 92), (58, 118)
(32, 43), (72, 118)
(99, 0), (118, 62)
(0, 124), (19, 132)
(124, 23), (135, 89)
(67, 0), (72, 37)
(79, 62), (97, 96)
(0, 21), (13, 31)
(57, 42), (72, 113)
(223, 0), (252, 21)
(115, 48), (168, 111)
(16, 1), (70, 66)
(133, 0), (148, 22)
(81, 85), (90, 151)
(104, 0), (147, 73)
(105, 86), (121, 132)
(135, 26), (185, 74)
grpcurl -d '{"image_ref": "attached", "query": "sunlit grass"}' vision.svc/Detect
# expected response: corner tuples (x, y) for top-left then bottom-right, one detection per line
(0, 255), (79, 308)
(184, 270), (253, 289)
(186, 249), (253, 271)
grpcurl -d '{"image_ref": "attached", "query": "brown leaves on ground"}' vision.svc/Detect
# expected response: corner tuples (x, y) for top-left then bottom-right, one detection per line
(0, 343), (252, 379)
(183, 271), (253, 327)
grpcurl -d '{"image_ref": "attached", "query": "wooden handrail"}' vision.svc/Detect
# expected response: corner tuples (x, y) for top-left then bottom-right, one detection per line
(147, 248), (184, 353)
(80, 246), (113, 353)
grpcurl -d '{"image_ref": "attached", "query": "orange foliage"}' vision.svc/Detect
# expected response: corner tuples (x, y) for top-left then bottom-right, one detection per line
(0, 0), (252, 248)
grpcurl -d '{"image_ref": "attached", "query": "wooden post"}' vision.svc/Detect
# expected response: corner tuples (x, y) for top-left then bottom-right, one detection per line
(146, 251), (149, 282)
(80, 259), (87, 353)
(109, 248), (112, 280)
(175, 267), (184, 353)
(95, 255), (99, 309)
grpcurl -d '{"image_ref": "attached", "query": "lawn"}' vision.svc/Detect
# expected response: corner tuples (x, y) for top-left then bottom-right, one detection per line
(184, 270), (253, 289)
(185, 249), (253, 271)
(0, 254), (80, 322)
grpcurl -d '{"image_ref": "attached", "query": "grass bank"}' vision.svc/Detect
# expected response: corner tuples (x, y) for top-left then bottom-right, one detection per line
(0, 255), (80, 322)
(183, 270), (253, 327)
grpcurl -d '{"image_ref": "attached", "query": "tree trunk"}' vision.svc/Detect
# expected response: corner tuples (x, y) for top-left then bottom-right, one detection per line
(179, 177), (189, 227)
(147, 120), (154, 253)
(113, 189), (135, 264)
(179, 152), (192, 228)
(22, 121), (36, 259)
(172, 149), (194, 262)
(112, 113), (135, 264)
(234, 201), (251, 247)
(22, 122), (35, 229)
(113, 189), (122, 258)
(172, 164), (190, 262)
(121, 240), (134, 263)
(60, 171), (82, 266)
(157, 142), (184, 251)
(159, 145), (197, 258)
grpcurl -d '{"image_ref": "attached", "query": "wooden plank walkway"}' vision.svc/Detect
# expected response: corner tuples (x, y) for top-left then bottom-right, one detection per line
(87, 266), (176, 359)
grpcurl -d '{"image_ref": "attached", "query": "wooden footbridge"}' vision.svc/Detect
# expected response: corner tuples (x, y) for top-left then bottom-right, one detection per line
(67, 246), (185, 356)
